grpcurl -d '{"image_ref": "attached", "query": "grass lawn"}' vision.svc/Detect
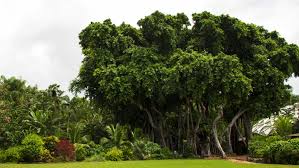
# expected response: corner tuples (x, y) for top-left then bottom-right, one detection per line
(1, 160), (299, 168)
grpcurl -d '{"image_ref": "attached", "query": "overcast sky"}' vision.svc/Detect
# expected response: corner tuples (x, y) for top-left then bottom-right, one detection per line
(0, 0), (298, 94)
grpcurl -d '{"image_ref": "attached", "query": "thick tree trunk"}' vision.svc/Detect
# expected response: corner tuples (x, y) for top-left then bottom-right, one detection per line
(205, 137), (211, 157)
(227, 109), (247, 154)
(212, 109), (226, 158)
(159, 125), (167, 147)
(178, 111), (182, 152)
(189, 105), (197, 155)
(192, 133), (198, 155)
(186, 110), (190, 143)
(142, 106), (167, 147)
(201, 140), (211, 157)
(198, 103), (210, 157)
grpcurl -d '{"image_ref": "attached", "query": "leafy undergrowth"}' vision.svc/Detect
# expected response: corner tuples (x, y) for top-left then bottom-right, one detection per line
(1, 160), (299, 168)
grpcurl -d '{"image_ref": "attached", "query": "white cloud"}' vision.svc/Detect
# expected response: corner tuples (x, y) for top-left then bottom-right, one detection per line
(0, 0), (298, 94)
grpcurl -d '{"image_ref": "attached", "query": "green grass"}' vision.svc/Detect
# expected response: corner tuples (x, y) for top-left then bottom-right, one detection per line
(1, 160), (299, 168)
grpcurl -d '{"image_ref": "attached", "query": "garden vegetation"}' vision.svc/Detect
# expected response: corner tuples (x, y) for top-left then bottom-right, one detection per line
(1, 11), (299, 164)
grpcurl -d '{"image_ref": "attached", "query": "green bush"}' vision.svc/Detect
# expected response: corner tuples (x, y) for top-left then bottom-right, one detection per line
(120, 145), (134, 160)
(144, 141), (161, 155)
(265, 140), (293, 164)
(22, 134), (44, 146)
(43, 136), (59, 154)
(4, 146), (23, 162)
(131, 140), (161, 160)
(289, 138), (299, 149)
(274, 116), (293, 137)
(249, 135), (283, 158)
(250, 137), (299, 165)
(131, 140), (169, 160)
(87, 141), (104, 156)
(131, 140), (146, 160)
(287, 139), (299, 164)
(160, 147), (173, 159)
(85, 153), (106, 162)
(149, 147), (173, 160)
(74, 142), (104, 161)
(40, 149), (54, 162)
(75, 143), (89, 161)
(105, 147), (123, 161)
(21, 134), (45, 162)
(182, 141), (194, 158)
(0, 150), (6, 163)
(248, 141), (269, 158)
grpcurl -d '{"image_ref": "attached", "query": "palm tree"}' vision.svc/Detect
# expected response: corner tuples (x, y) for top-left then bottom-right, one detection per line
(101, 124), (127, 148)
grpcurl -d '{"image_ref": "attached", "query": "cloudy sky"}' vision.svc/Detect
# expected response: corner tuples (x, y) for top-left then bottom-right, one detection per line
(0, 0), (298, 94)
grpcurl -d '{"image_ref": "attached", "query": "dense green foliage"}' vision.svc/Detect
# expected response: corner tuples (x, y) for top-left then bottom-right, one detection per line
(0, 76), (106, 148)
(249, 136), (299, 165)
(43, 136), (59, 155)
(265, 139), (299, 164)
(0, 134), (51, 163)
(0, 146), (22, 163)
(105, 147), (123, 161)
(71, 11), (299, 157)
(274, 116), (293, 136)
(74, 144), (88, 161)
(249, 135), (283, 158)
(21, 134), (45, 162)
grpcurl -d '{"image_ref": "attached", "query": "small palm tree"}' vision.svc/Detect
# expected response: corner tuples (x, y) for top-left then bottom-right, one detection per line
(274, 116), (293, 136)
(101, 124), (127, 148)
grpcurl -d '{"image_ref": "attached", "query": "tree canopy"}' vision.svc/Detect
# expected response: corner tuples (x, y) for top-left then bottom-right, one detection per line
(72, 11), (299, 157)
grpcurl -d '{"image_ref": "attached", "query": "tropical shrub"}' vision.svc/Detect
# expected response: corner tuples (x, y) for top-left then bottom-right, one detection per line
(0, 150), (6, 162)
(87, 141), (104, 156)
(105, 147), (123, 161)
(120, 145), (134, 160)
(40, 149), (53, 162)
(74, 142), (105, 161)
(248, 141), (269, 158)
(2, 146), (22, 162)
(160, 147), (173, 159)
(85, 153), (106, 162)
(287, 138), (299, 164)
(249, 136), (299, 164)
(101, 124), (127, 149)
(144, 141), (161, 155)
(74, 143), (89, 161)
(43, 136), (59, 154)
(21, 134), (45, 162)
(289, 138), (299, 149)
(182, 142), (194, 158)
(274, 116), (293, 136)
(55, 139), (75, 161)
(131, 140), (167, 160)
(131, 140), (146, 160)
(264, 140), (293, 164)
(249, 135), (283, 158)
